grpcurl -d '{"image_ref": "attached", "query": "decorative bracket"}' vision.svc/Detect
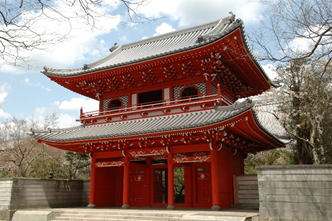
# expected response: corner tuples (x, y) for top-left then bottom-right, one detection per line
(209, 142), (213, 151)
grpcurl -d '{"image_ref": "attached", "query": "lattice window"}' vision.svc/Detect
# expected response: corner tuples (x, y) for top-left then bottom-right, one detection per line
(173, 82), (206, 99)
(211, 83), (217, 93)
(102, 95), (128, 110)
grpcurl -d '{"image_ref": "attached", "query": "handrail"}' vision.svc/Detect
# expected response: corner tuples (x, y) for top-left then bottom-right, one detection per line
(79, 91), (233, 120)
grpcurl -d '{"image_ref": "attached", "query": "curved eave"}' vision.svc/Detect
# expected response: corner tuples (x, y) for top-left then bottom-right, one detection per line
(251, 109), (290, 146)
(32, 103), (286, 153)
(236, 26), (278, 88)
(33, 110), (248, 144)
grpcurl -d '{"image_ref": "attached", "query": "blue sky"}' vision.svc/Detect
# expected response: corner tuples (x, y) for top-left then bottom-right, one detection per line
(0, 0), (277, 128)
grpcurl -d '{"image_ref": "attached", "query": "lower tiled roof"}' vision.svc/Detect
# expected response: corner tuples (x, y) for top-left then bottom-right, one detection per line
(30, 100), (288, 145)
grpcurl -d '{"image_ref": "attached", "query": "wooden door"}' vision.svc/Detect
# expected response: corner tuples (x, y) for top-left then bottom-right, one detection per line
(129, 163), (149, 206)
(193, 164), (212, 207)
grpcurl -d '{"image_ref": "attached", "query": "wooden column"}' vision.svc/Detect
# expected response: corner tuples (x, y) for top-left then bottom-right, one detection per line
(87, 155), (96, 208)
(167, 149), (175, 210)
(210, 143), (220, 210)
(122, 154), (130, 209)
(229, 150), (234, 205)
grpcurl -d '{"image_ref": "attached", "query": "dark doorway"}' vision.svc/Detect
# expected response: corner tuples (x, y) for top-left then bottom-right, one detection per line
(153, 168), (168, 204)
(138, 90), (163, 107)
(181, 86), (198, 102)
(108, 99), (122, 112)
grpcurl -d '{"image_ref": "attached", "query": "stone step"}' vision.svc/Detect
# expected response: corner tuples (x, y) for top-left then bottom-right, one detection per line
(52, 213), (251, 221)
(12, 209), (259, 221)
(54, 219), (155, 221)
(52, 211), (185, 221)
(53, 219), (157, 221)
(53, 215), (180, 221)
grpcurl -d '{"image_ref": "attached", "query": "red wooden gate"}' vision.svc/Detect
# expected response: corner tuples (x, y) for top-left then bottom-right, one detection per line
(129, 163), (149, 206)
(193, 163), (212, 207)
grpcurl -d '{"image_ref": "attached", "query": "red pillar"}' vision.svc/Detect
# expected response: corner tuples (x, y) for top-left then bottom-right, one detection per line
(217, 84), (221, 98)
(210, 143), (220, 210)
(122, 154), (130, 209)
(167, 149), (175, 209)
(88, 155), (96, 208)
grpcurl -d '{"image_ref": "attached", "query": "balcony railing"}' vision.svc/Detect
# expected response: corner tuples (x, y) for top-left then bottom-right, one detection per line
(78, 89), (233, 124)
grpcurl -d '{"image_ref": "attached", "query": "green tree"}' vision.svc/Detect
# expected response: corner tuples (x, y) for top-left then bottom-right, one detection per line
(64, 151), (91, 180)
(254, 59), (332, 164)
(245, 149), (293, 174)
(29, 154), (68, 179)
(276, 60), (332, 164)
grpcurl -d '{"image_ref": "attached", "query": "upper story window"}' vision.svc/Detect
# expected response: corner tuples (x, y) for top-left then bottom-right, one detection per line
(108, 99), (122, 112)
(181, 86), (198, 102)
(138, 89), (163, 108)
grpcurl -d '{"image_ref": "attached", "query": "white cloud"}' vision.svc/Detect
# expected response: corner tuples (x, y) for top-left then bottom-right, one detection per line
(58, 97), (99, 113)
(21, 97), (98, 129)
(57, 113), (78, 128)
(138, 0), (265, 27)
(0, 82), (12, 120)
(29, 106), (78, 128)
(262, 64), (278, 80)
(153, 23), (176, 36)
(0, 109), (12, 121)
(287, 25), (332, 56)
(0, 82), (10, 104)
(23, 77), (51, 91)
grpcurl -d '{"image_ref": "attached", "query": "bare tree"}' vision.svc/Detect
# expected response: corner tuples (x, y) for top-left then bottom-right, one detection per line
(0, 114), (58, 177)
(251, 0), (332, 70)
(0, 0), (152, 65)
(254, 59), (332, 164)
(247, 0), (332, 165)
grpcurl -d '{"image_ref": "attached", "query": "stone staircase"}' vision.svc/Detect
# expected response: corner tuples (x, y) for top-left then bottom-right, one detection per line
(50, 209), (258, 221)
(52, 210), (183, 221)
(12, 208), (259, 221)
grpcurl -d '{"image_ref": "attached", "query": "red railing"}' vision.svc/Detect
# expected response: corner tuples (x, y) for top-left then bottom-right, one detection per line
(78, 91), (233, 123)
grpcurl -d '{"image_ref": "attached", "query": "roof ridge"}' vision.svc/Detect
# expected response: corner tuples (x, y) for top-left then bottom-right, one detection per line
(83, 19), (222, 71)
(122, 19), (220, 49)
(42, 14), (235, 75)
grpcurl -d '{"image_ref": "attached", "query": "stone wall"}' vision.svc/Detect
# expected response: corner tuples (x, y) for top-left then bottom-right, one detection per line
(257, 165), (332, 221)
(0, 178), (90, 221)
(0, 179), (13, 220)
(82, 180), (90, 207)
(233, 175), (259, 209)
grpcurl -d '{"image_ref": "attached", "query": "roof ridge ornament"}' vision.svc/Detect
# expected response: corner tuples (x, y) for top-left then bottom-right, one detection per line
(43, 66), (48, 73)
(110, 43), (119, 52)
(214, 99), (254, 111)
(196, 12), (241, 44)
(83, 64), (90, 70)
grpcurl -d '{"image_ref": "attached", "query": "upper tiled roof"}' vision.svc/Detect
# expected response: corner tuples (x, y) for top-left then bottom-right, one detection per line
(30, 100), (288, 146)
(42, 13), (244, 77)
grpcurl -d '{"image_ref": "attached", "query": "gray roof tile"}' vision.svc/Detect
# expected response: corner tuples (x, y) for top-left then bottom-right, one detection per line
(42, 13), (239, 77)
(31, 100), (288, 145)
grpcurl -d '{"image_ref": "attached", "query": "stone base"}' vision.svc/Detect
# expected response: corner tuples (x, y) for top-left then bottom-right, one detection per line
(87, 204), (95, 208)
(211, 205), (220, 211)
(122, 204), (130, 209)
(167, 205), (175, 210)
(0, 210), (16, 221)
